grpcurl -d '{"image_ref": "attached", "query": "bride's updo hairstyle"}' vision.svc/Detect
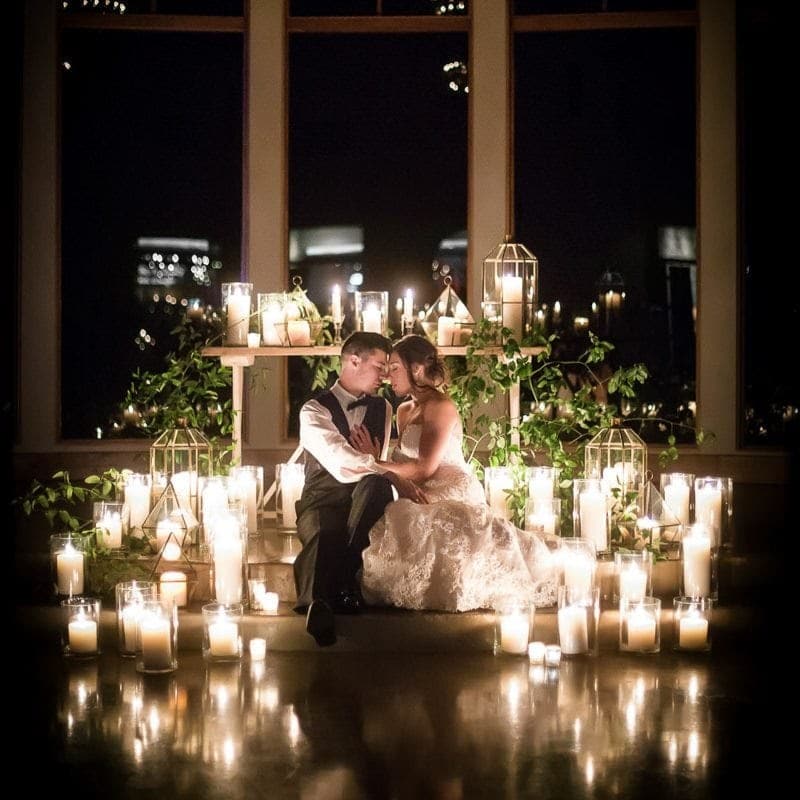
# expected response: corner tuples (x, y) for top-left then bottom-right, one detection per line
(392, 334), (447, 390)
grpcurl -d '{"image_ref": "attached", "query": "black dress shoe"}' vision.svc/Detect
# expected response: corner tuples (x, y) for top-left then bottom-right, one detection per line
(333, 590), (363, 615)
(306, 600), (337, 647)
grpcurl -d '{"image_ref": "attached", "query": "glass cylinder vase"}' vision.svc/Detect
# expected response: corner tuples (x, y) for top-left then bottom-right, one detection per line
(681, 522), (718, 600)
(557, 585), (599, 658)
(258, 292), (288, 346)
(572, 478), (609, 554)
(614, 550), (653, 606)
(209, 504), (249, 606)
(51, 534), (86, 598)
(276, 463), (305, 534)
(221, 282), (253, 346)
(659, 472), (694, 530)
(116, 579), (158, 657)
(136, 600), (178, 674)
(619, 597), (661, 654)
(61, 596), (101, 659)
(493, 600), (534, 656)
(124, 472), (152, 535)
(673, 596), (713, 652)
(93, 500), (128, 550)
(354, 290), (389, 335)
(202, 602), (244, 662)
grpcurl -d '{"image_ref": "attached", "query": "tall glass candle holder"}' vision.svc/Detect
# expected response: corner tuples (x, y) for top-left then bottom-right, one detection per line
(276, 463), (305, 534)
(136, 599), (178, 674)
(354, 290), (389, 335)
(124, 473), (152, 535)
(200, 475), (231, 533)
(116, 580), (158, 657)
(619, 597), (661, 654)
(681, 522), (717, 600)
(559, 537), (597, 596)
(573, 478), (609, 554)
(202, 602), (244, 662)
(229, 465), (262, 535)
(673, 596), (713, 652)
(614, 550), (653, 605)
(557, 585), (599, 658)
(525, 496), (561, 536)
(61, 596), (101, 659)
(51, 534), (85, 598)
(209, 504), (248, 606)
(93, 500), (128, 549)
(528, 466), (559, 507)
(659, 472), (694, 530)
(257, 292), (287, 346)
(484, 466), (515, 521)
(331, 284), (345, 343)
(693, 476), (733, 550)
(493, 600), (534, 656)
(221, 282), (253, 346)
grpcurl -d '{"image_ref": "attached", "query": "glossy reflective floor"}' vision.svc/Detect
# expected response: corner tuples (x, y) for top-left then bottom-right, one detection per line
(17, 597), (784, 800)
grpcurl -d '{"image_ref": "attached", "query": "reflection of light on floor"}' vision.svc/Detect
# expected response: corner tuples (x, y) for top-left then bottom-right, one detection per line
(223, 736), (236, 767)
(585, 755), (595, 785)
(133, 737), (143, 763)
(148, 705), (161, 736)
(687, 674), (699, 703)
(285, 705), (301, 747)
(573, 718), (582, 746)
(250, 661), (265, 683)
(261, 685), (279, 713)
(687, 731), (700, 766)
(625, 702), (637, 737)
(634, 677), (646, 705)
(215, 686), (230, 712)
(67, 712), (74, 733)
(668, 735), (678, 765)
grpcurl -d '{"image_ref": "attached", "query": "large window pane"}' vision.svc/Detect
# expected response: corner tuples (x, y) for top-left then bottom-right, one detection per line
(514, 28), (696, 441)
(61, 30), (243, 439)
(288, 33), (468, 434)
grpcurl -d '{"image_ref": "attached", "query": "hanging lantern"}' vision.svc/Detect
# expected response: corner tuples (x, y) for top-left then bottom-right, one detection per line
(421, 276), (475, 346)
(282, 276), (324, 346)
(584, 420), (647, 511)
(481, 235), (538, 342)
(149, 427), (214, 518)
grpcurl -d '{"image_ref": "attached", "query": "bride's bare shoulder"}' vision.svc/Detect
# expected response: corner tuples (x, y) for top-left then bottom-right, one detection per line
(424, 392), (460, 423)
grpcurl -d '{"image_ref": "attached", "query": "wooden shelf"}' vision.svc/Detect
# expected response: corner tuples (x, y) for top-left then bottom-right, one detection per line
(202, 345), (545, 359)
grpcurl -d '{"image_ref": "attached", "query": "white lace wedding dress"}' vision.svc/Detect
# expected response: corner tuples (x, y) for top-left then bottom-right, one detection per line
(361, 422), (558, 612)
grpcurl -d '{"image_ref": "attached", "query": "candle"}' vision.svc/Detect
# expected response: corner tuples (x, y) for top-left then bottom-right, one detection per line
(563, 551), (594, 595)
(500, 611), (529, 655)
(97, 510), (122, 549)
(208, 616), (240, 657)
(487, 471), (513, 520)
(529, 474), (552, 506)
(171, 471), (195, 514)
(437, 315), (455, 346)
(225, 290), (251, 346)
(263, 591), (279, 615)
(332, 285), (343, 324)
(232, 470), (259, 534)
(528, 641), (546, 665)
(403, 289), (414, 323)
(626, 606), (657, 650)
(664, 479), (691, 528)
(544, 644), (562, 667)
(57, 543), (84, 595)
(501, 275), (523, 338)
(121, 603), (142, 652)
(160, 571), (188, 608)
(140, 614), (173, 671)
(682, 524), (711, 597)
(68, 614), (98, 654)
(202, 479), (229, 523)
(213, 527), (244, 604)
(619, 564), (647, 603)
(579, 486), (607, 552)
(249, 637), (267, 661)
(247, 331), (260, 348)
(286, 319), (311, 346)
(679, 612), (709, 650)
(558, 605), (588, 655)
(280, 466), (304, 529)
(126, 477), (151, 531)
(362, 303), (382, 333)
(261, 304), (285, 346)
(695, 484), (722, 538)
(526, 507), (556, 536)
(156, 519), (184, 562)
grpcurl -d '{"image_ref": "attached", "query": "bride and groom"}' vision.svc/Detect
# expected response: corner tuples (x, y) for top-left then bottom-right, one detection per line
(293, 331), (552, 647)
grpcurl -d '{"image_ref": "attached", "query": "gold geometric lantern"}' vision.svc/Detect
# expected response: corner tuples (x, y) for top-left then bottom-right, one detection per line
(420, 277), (475, 346)
(584, 422), (647, 506)
(149, 427), (213, 518)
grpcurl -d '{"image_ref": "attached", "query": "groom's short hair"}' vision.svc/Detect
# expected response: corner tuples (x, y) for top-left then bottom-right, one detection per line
(341, 332), (392, 358)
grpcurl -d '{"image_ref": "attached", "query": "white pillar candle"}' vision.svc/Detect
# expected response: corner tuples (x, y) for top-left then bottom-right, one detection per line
(160, 571), (188, 608)
(695, 484), (722, 539)
(247, 331), (260, 348)
(664, 479), (691, 528)
(500, 612), (529, 655)
(213, 527), (244, 604)
(331, 285), (343, 324)
(526, 508), (556, 536)
(156, 519), (184, 562)
(619, 564), (647, 604)
(487, 471), (513, 520)
(286, 319), (311, 346)
(171, 471), (195, 514)
(626, 606), (657, 650)
(261, 306), (285, 345)
(263, 591), (280, 615)
(121, 604), (143, 652)
(226, 291), (251, 345)
(579, 487), (608, 552)
(233, 471), (258, 534)
(249, 637), (267, 661)
(57, 544), (85, 595)
(126, 480), (151, 530)
(437, 315), (455, 346)
(97, 511), (122, 549)
(139, 615), (173, 671)
(403, 289), (414, 323)
(209, 617), (239, 657)
(562, 551), (594, 596)
(202, 480), (229, 522)
(529, 475), (552, 506)
(527, 641), (546, 665)
(679, 612), (709, 650)
(558, 605), (589, 655)
(682, 525), (711, 597)
(501, 276), (523, 339)
(280, 467), (305, 529)
(68, 615), (97, 654)
(362, 304), (382, 333)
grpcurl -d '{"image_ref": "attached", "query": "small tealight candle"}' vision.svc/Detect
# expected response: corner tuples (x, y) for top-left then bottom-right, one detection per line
(679, 611), (709, 650)
(263, 591), (280, 615)
(544, 644), (562, 667)
(160, 571), (188, 608)
(247, 332), (260, 348)
(527, 641), (546, 665)
(249, 637), (267, 661)
(68, 614), (98, 655)
(209, 615), (240, 658)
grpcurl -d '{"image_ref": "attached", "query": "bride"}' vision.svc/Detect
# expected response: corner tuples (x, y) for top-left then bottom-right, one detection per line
(349, 334), (556, 612)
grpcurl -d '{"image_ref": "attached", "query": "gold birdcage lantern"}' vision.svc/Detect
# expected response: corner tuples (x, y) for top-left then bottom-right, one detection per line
(584, 421), (647, 508)
(481, 235), (538, 342)
(421, 277), (474, 346)
(149, 427), (213, 518)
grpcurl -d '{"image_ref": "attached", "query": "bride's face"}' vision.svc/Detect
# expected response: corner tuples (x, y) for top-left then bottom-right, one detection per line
(387, 353), (415, 396)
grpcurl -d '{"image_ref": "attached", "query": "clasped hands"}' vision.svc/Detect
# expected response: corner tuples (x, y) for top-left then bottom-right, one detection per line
(349, 424), (428, 504)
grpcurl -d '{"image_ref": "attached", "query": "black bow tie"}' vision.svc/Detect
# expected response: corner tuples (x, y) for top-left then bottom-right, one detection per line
(346, 396), (371, 411)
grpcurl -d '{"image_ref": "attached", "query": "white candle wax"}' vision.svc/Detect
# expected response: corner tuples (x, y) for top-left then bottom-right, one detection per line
(213, 529), (244, 604)
(68, 616), (97, 654)
(126, 481), (151, 530)
(202, 480), (229, 522)
(558, 605), (589, 655)
(209, 618), (240, 657)
(683, 525), (711, 597)
(171, 471), (195, 514)
(247, 332), (260, 348)
(563, 552), (594, 596)
(664, 480), (691, 527)
(528, 641), (546, 665)
(332, 286), (343, 324)
(437, 316), (455, 346)
(57, 545), (84, 595)
(156, 519), (183, 562)
(286, 319), (311, 346)
(249, 637), (267, 661)
(403, 289), (413, 322)
(500, 612), (529, 655)
(695, 485), (722, 539)
(619, 564), (647, 603)
(121, 604), (142, 651)
(160, 571), (188, 608)
(579, 488), (608, 552)
(263, 592), (280, 615)
(626, 607), (656, 650)
(527, 508), (556, 536)
(529, 475), (552, 506)
(487, 473), (513, 520)
(140, 615), (173, 671)
(234, 472), (259, 534)
(501, 276), (523, 338)
(601, 465), (619, 497)
(362, 304), (382, 333)
(98, 511), (123, 548)
(261, 307), (285, 346)
(226, 292), (251, 345)
(280, 468), (304, 529)
(679, 612), (709, 650)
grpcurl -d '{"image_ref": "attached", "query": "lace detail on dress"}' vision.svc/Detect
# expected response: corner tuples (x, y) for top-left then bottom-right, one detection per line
(361, 423), (559, 611)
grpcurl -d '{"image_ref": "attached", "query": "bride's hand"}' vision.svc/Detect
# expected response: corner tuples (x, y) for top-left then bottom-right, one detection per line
(387, 472), (428, 504)
(349, 424), (382, 458)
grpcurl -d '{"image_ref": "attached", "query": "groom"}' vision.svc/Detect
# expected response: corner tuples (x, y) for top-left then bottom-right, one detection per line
(293, 331), (398, 647)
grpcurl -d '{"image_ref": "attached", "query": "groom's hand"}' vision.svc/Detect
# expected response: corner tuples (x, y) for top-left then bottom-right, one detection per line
(388, 473), (428, 504)
(349, 424), (382, 458)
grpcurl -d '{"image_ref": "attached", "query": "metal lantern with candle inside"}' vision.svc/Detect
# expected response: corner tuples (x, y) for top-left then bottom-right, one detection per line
(481, 236), (538, 343)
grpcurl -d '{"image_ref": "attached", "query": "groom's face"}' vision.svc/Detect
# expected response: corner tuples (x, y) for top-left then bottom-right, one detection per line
(351, 348), (389, 395)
